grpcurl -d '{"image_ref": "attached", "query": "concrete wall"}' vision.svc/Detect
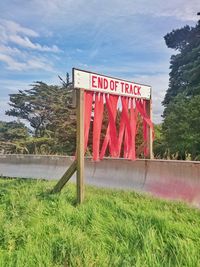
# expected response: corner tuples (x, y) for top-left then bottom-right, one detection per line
(0, 154), (200, 207)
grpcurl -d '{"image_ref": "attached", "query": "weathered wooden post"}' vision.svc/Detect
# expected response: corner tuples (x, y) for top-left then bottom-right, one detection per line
(146, 98), (153, 159)
(52, 71), (86, 203)
(76, 88), (85, 204)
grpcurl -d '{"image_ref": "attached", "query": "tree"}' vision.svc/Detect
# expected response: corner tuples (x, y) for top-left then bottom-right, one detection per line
(0, 120), (30, 154)
(0, 120), (29, 141)
(162, 94), (200, 159)
(162, 20), (200, 159)
(153, 124), (166, 158)
(163, 21), (200, 109)
(6, 79), (77, 155)
(6, 82), (69, 137)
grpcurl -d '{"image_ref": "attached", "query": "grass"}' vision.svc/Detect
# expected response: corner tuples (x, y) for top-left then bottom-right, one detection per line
(0, 178), (200, 267)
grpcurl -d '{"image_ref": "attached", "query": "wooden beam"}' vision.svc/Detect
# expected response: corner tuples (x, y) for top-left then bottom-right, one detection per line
(51, 160), (77, 193)
(76, 89), (85, 204)
(146, 99), (153, 159)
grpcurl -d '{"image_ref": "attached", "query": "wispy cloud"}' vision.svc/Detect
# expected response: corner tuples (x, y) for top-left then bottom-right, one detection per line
(0, 19), (60, 72)
(0, 45), (22, 55)
(0, 50), (54, 71)
(1, 19), (38, 37)
(0, 54), (26, 71)
(8, 35), (60, 52)
(23, 0), (200, 24)
(0, 19), (60, 52)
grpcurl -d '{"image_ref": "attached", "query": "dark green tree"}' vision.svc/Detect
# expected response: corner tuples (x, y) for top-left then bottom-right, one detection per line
(162, 19), (200, 159)
(163, 94), (200, 159)
(163, 21), (200, 108)
(0, 120), (29, 141)
(6, 79), (77, 155)
(0, 120), (30, 154)
(153, 123), (166, 158)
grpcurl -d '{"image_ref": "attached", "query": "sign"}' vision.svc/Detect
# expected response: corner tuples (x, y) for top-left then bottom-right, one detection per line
(73, 68), (151, 99)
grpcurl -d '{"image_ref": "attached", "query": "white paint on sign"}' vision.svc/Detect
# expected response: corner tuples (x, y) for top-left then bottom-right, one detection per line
(73, 68), (151, 99)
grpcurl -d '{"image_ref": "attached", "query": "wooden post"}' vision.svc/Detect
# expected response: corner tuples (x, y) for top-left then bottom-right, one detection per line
(51, 160), (77, 193)
(76, 89), (85, 204)
(146, 99), (153, 159)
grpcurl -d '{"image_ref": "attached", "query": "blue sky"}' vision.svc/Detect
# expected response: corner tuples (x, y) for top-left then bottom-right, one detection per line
(0, 0), (199, 123)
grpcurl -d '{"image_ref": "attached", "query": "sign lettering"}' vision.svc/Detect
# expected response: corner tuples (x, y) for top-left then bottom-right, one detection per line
(73, 68), (151, 99)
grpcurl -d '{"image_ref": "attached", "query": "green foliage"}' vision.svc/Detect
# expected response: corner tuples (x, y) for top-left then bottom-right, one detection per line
(5, 80), (76, 155)
(0, 121), (29, 141)
(153, 124), (166, 158)
(0, 121), (30, 154)
(162, 20), (200, 159)
(0, 178), (200, 267)
(163, 21), (200, 107)
(135, 115), (146, 157)
(162, 94), (200, 159)
(164, 25), (192, 51)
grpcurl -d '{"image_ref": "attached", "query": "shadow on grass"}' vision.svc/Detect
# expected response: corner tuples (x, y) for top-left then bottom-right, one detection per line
(0, 177), (77, 206)
(37, 187), (77, 207)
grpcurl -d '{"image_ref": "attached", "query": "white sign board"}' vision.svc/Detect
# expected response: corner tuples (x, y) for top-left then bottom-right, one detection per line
(73, 68), (151, 99)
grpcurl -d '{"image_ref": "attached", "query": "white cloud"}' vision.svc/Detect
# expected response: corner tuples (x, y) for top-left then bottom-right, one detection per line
(1, 19), (38, 37)
(8, 34), (60, 52)
(153, 0), (200, 22)
(115, 0), (200, 22)
(0, 45), (22, 55)
(0, 19), (60, 53)
(0, 19), (60, 71)
(27, 0), (200, 25)
(0, 54), (26, 71)
(26, 57), (54, 71)
(0, 52), (54, 71)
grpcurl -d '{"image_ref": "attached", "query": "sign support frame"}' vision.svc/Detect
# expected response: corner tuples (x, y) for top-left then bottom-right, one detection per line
(146, 99), (153, 159)
(52, 88), (85, 204)
(76, 88), (85, 204)
(52, 68), (153, 204)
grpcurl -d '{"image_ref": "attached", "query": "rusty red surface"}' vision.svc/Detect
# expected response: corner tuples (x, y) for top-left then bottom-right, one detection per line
(147, 179), (200, 207)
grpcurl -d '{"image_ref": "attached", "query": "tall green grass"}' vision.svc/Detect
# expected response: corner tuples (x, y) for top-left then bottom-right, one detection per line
(0, 178), (199, 267)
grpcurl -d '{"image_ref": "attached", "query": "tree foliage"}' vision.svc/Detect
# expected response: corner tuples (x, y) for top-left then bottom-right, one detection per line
(163, 21), (200, 108)
(163, 94), (200, 159)
(162, 20), (200, 159)
(0, 121), (29, 141)
(0, 121), (29, 154)
(5, 79), (76, 155)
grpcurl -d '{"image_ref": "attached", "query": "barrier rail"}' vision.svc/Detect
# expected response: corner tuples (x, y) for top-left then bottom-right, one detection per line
(0, 154), (200, 207)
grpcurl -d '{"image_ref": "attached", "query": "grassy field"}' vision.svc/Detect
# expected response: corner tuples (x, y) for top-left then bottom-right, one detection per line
(0, 178), (200, 267)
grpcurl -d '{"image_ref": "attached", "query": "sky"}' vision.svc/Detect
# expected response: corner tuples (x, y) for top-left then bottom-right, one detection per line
(0, 0), (199, 124)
